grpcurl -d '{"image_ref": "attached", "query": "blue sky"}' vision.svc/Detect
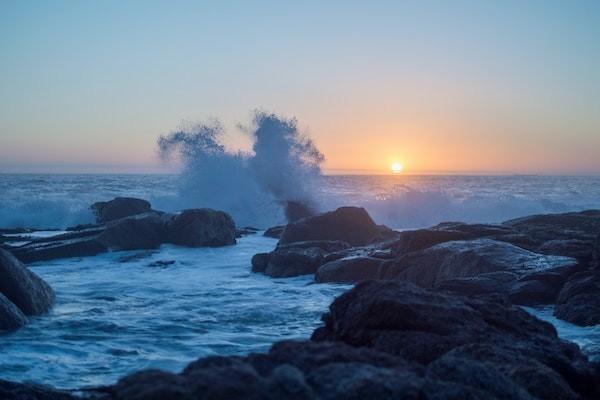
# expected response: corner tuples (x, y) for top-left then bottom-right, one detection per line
(1, 1), (599, 173)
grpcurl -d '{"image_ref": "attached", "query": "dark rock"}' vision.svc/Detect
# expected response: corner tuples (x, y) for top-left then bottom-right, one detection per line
(313, 280), (599, 398)
(11, 227), (108, 263)
(0, 379), (78, 400)
(315, 256), (383, 283)
(165, 209), (236, 247)
(97, 213), (166, 250)
(279, 207), (394, 247)
(0, 248), (54, 315)
(251, 253), (270, 273)
(503, 210), (600, 262)
(236, 226), (260, 237)
(379, 239), (577, 305)
(0, 293), (27, 331)
(283, 200), (315, 223)
(261, 241), (350, 278)
(264, 225), (285, 239)
(148, 260), (176, 268)
(91, 197), (152, 224)
(555, 270), (600, 326)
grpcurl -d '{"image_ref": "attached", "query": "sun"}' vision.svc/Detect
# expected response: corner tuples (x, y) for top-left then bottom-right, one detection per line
(391, 162), (404, 174)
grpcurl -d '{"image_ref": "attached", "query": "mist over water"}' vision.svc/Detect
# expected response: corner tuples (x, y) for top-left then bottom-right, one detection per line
(156, 112), (324, 227)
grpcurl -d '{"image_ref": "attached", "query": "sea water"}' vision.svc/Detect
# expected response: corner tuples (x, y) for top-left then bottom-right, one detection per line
(0, 173), (599, 388)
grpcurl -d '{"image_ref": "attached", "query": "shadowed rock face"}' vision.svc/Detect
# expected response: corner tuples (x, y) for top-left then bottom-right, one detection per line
(279, 207), (397, 247)
(313, 281), (599, 399)
(0, 249), (54, 316)
(91, 197), (152, 224)
(0, 248), (54, 332)
(0, 379), (77, 400)
(555, 270), (600, 326)
(165, 209), (237, 247)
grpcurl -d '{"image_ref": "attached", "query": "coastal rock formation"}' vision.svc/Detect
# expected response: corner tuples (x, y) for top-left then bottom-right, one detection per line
(252, 241), (350, 277)
(0, 379), (77, 400)
(0, 248), (54, 331)
(165, 209), (237, 247)
(9, 199), (238, 263)
(315, 256), (383, 283)
(279, 207), (397, 247)
(87, 281), (599, 399)
(554, 270), (600, 326)
(91, 197), (152, 224)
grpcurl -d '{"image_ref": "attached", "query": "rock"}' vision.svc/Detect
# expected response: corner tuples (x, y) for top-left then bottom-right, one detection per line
(11, 227), (109, 263)
(251, 253), (270, 273)
(0, 380), (78, 400)
(313, 280), (599, 398)
(379, 239), (578, 305)
(165, 209), (236, 247)
(0, 248), (54, 315)
(97, 213), (166, 250)
(503, 210), (600, 262)
(259, 241), (350, 278)
(97, 282), (600, 400)
(236, 226), (260, 237)
(315, 256), (383, 283)
(264, 225), (285, 239)
(91, 197), (152, 224)
(283, 200), (315, 223)
(554, 270), (600, 326)
(279, 207), (395, 247)
(0, 293), (28, 331)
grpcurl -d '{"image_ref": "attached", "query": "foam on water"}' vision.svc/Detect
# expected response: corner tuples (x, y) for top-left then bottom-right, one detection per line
(0, 234), (349, 388)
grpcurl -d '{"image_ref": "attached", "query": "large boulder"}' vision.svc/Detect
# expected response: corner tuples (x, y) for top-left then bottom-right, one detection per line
(279, 207), (395, 247)
(313, 280), (599, 398)
(379, 238), (577, 305)
(91, 197), (152, 224)
(554, 270), (600, 326)
(282, 200), (315, 223)
(0, 248), (54, 315)
(97, 213), (166, 250)
(165, 209), (236, 247)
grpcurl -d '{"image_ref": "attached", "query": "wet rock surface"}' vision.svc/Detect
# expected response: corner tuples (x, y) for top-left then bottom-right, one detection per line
(91, 197), (152, 224)
(554, 270), (600, 326)
(279, 207), (398, 247)
(0, 248), (54, 331)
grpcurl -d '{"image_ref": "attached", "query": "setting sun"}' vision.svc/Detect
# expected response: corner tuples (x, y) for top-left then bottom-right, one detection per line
(391, 162), (404, 174)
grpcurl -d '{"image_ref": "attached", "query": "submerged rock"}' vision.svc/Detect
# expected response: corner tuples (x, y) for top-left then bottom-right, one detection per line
(279, 207), (396, 247)
(165, 209), (237, 247)
(0, 248), (54, 315)
(91, 197), (152, 224)
(554, 270), (600, 326)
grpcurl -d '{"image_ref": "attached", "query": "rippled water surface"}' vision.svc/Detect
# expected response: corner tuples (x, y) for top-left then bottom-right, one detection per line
(0, 235), (349, 388)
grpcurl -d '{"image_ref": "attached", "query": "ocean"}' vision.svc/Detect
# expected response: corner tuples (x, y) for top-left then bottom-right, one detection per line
(0, 173), (599, 388)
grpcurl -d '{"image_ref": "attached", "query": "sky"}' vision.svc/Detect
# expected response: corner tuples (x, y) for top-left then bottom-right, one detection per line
(1, 0), (599, 174)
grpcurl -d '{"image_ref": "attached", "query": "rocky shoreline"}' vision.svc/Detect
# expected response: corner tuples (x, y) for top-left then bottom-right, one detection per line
(0, 199), (599, 399)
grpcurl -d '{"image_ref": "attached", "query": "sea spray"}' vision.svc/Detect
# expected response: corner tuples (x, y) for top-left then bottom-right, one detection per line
(157, 112), (324, 227)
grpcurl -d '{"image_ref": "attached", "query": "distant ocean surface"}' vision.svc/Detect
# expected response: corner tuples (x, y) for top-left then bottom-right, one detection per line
(0, 173), (599, 389)
(2, 173), (600, 230)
